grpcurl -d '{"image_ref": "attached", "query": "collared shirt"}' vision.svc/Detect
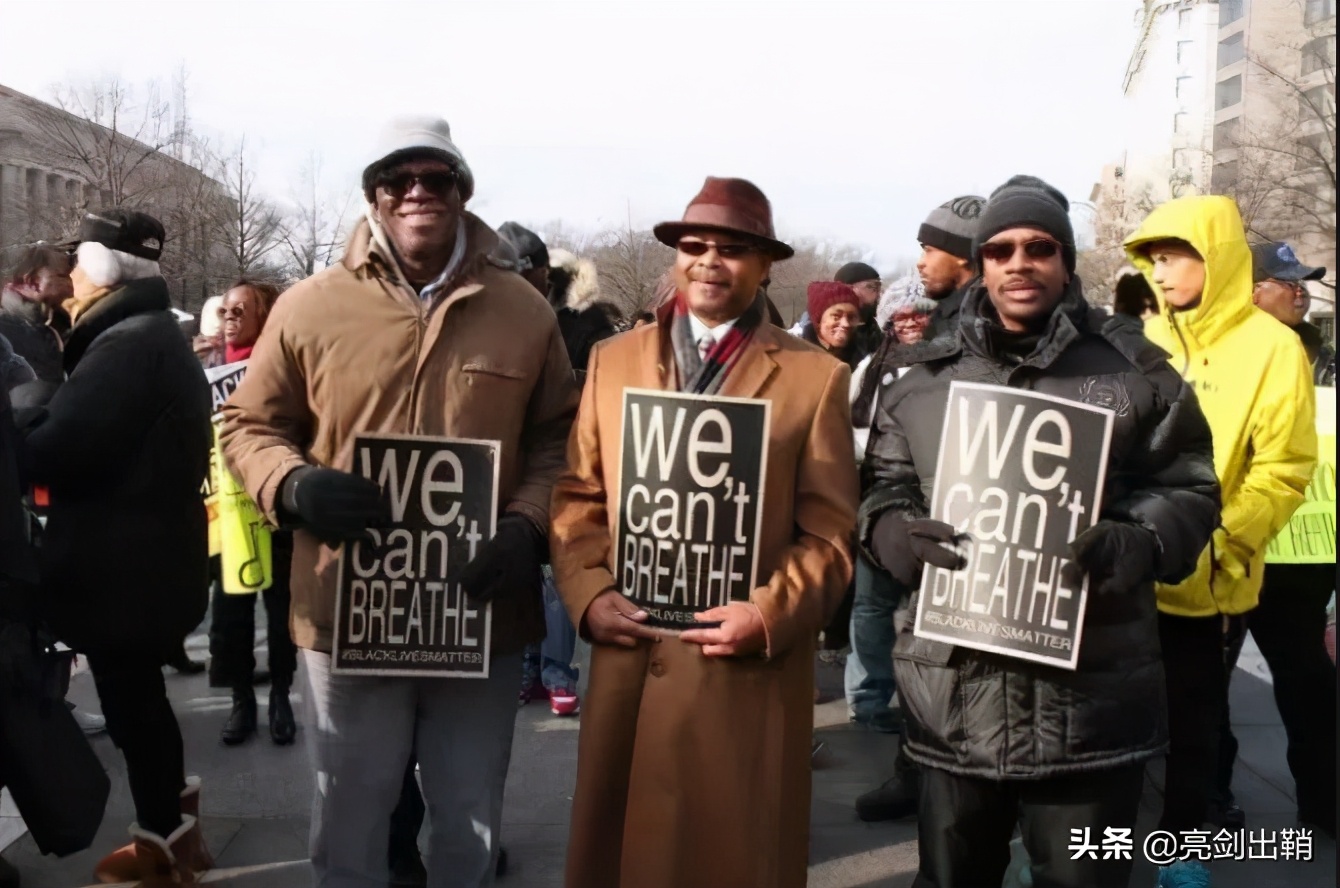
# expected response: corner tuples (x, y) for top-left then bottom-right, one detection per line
(418, 218), (469, 305)
(689, 314), (737, 344)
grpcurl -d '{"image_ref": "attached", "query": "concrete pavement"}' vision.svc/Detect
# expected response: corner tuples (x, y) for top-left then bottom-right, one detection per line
(2, 618), (1334, 887)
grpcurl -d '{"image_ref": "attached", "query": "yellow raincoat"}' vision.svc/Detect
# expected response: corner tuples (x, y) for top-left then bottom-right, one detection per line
(1125, 196), (1317, 617)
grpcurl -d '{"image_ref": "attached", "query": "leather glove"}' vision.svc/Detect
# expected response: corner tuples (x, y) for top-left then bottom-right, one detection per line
(454, 514), (547, 606)
(869, 513), (966, 587)
(1063, 520), (1160, 595)
(280, 466), (388, 545)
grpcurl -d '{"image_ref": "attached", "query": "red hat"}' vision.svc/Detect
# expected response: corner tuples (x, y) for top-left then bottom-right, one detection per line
(653, 177), (794, 259)
(807, 281), (859, 324)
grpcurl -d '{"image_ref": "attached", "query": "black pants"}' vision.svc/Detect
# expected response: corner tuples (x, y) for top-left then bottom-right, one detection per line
(85, 649), (184, 837)
(388, 756), (425, 866)
(208, 534), (296, 689)
(1218, 564), (1337, 829)
(1159, 611), (1233, 832)
(912, 764), (1144, 888)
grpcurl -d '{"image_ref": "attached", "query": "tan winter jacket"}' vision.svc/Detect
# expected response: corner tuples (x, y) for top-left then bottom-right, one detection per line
(220, 213), (578, 653)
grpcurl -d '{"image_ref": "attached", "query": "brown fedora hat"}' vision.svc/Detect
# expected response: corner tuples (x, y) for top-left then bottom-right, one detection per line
(653, 176), (794, 260)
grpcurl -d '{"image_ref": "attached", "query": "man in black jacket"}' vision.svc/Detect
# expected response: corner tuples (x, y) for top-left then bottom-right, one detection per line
(860, 177), (1220, 888)
(0, 245), (72, 386)
(21, 210), (213, 885)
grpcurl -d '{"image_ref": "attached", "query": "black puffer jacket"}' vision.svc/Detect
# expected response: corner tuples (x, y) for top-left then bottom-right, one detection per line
(860, 280), (1219, 779)
(25, 277), (211, 656)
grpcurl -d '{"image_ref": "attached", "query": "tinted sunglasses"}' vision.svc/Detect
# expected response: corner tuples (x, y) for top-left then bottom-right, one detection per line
(979, 238), (1062, 263)
(375, 170), (458, 199)
(677, 239), (760, 259)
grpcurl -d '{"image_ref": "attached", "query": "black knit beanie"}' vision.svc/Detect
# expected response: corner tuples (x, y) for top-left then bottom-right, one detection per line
(973, 175), (1076, 273)
(917, 195), (985, 261)
(834, 261), (880, 285)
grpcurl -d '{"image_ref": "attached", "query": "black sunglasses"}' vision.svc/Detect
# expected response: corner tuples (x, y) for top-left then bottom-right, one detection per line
(979, 238), (1061, 263)
(677, 239), (760, 259)
(375, 170), (458, 199)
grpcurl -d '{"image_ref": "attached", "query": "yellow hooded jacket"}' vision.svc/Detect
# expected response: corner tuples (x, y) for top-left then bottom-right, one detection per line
(1125, 196), (1316, 617)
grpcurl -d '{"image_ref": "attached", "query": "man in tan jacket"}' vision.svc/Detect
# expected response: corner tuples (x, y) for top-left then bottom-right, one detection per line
(549, 177), (858, 888)
(221, 116), (577, 888)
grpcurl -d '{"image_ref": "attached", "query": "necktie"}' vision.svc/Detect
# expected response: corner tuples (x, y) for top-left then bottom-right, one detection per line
(698, 333), (714, 362)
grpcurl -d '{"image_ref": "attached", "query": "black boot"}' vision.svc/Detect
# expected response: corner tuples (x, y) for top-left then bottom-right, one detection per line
(269, 682), (295, 746)
(221, 686), (257, 746)
(167, 644), (206, 675)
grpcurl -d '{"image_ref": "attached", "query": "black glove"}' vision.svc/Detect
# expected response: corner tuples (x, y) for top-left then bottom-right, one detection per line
(280, 466), (388, 545)
(1062, 520), (1160, 596)
(869, 513), (966, 587)
(454, 514), (547, 606)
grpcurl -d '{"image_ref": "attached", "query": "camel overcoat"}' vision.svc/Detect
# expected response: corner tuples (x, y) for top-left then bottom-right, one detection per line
(550, 307), (858, 888)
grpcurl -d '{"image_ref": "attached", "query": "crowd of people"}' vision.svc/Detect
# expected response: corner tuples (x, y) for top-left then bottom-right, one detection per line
(0, 113), (1333, 888)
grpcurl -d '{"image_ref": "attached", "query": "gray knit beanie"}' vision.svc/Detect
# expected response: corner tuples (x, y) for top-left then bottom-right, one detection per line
(917, 195), (986, 260)
(974, 175), (1076, 273)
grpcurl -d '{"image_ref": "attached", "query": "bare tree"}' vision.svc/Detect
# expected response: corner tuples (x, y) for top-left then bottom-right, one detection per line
(280, 152), (355, 280)
(156, 132), (231, 311)
(586, 211), (674, 319)
(1078, 179), (1164, 305)
(1217, 39), (1336, 289)
(214, 136), (284, 280)
(31, 75), (176, 208)
(766, 237), (870, 326)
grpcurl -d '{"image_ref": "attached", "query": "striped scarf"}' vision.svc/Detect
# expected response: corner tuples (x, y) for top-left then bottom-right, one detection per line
(670, 290), (764, 394)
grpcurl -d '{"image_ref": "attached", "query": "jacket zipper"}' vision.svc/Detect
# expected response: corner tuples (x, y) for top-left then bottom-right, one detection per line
(406, 291), (425, 434)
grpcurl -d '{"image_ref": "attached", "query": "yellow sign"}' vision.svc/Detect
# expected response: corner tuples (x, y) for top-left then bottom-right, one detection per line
(1266, 387), (1336, 564)
(213, 423), (273, 593)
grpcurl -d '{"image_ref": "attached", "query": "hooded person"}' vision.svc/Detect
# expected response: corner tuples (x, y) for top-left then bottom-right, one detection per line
(220, 115), (577, 888)
(549, 176), (857, 888)
(19, 209), (214, 886)
(860, 175), (1220, 888)
(1125, 197), (1317, 839)
(545, 248), (620, 375)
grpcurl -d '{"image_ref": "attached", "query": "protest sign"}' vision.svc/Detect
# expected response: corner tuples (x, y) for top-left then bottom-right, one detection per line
(1266, 387), (1335, 564)
(213, 424), (271, 594)
(614, 389), (769, 629)
(915, 382), (1114, 670)
(203, 361), (249, 557)
(333, 433), (499, 677)
(205, 361), (248, 417)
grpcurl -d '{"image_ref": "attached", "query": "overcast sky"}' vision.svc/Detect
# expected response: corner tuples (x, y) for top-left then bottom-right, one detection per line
(1, 0), (1137, 269)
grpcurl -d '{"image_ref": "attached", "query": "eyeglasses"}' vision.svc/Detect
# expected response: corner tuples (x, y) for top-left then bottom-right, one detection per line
(979, 238), (1062, 264)
(677, 239), (760, 259)
(375, 170), (458, 200)
(221, 306), (247, 319)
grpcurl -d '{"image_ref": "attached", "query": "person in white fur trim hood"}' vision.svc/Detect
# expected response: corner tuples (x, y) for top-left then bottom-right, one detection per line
(21, 209), (214, 886)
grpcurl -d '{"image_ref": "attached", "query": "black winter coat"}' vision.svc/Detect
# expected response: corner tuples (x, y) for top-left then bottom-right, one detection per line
(25, 278), (211, 656)
(860, 280), (1220, 779)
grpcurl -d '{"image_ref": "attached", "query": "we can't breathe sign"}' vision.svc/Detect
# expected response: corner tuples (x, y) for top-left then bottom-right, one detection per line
(915, 382), (1114, 670)
(333, 434), (499, 678)
(614, 389), (770, 630)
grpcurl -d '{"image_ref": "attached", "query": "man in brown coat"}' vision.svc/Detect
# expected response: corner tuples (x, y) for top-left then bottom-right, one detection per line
(549, 177), (858, 888)
(220, 116), (577, 888)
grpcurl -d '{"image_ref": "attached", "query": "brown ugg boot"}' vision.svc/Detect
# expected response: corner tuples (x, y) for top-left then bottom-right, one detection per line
(93, 778), (213, 882)
(128, 816), (199, 887)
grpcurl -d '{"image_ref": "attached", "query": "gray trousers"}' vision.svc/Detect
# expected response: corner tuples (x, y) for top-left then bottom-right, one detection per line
(301, 650), (523, 888)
